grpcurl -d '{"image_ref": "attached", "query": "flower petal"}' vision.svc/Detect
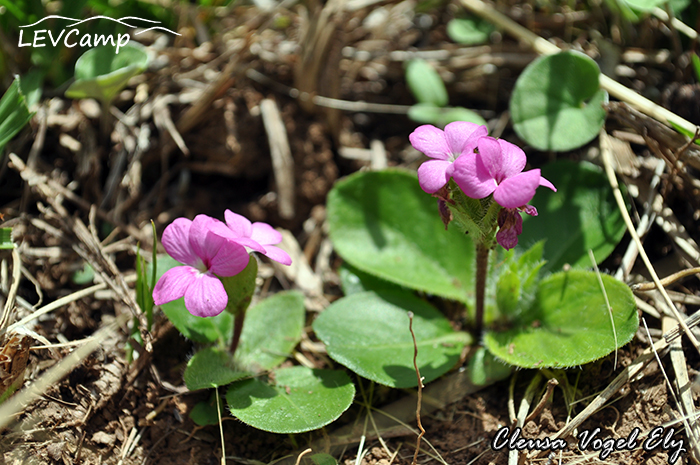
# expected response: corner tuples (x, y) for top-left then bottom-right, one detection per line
(189, 215), (224, 261)
(184, 272), (228, 317)
(444, 122), (488, 156)
(452, 150), (497, 199)
(209, 239), (250, 276)
(209, 218), (265, 253)
(224, 210), (253, 238)
(153, 266), (195, 305)
(539, 175), (557, 192)
(261, 245), (292, 266)
(162, 218), (199, 266)
(409, 125), (450, 160)
(497, 139), (527, 180)
(492, 169), (541, 209)
(250, 222), (282, 246)
(417, 159), (452, 193)
(475, 137), (502, 180)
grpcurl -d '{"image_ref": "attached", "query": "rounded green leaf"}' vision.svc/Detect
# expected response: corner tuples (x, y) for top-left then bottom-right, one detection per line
(518, 160), (626, 271)
(189, 393), (226, 426)
(234, 290), (305, 372)
(150, 255), (233, 344)
(65, 44), (148, 104)
(184, 347), (249, 391)
(447, 17), (494, 45)
(313, 291), (471, 388)
(406, 59), (449, 107)
(510, 51), (607, 151)
(327, 169), (475, 303)
(310, 453), (338, 465)
(226, 367), (355, 433)
(338, 263), (404, 295)
(484, 270), (638, 368)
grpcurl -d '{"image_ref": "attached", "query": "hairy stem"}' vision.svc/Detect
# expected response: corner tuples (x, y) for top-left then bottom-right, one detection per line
(230, 309), (246, 355)
(474, 243), (490, 339)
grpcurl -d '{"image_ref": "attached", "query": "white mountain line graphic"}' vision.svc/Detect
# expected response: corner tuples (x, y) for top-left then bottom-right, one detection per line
(20, 15), (180, 36)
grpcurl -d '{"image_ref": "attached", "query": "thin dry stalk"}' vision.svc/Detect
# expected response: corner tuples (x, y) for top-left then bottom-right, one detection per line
(528, 336), (668, 460)
(407, 311), (425, 465)
(0, 314), (128, 430)
(661, 316), (700, 462)
(599, 131), (700, 353)
(260, 99), (295, 220)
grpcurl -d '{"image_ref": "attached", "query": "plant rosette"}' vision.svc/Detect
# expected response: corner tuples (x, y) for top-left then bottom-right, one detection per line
(327, 122), (637, 372)
(151, 211), (354, 433)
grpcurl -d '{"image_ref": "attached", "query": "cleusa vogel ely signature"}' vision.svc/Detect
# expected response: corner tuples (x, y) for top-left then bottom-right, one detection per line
(491, 425), (686, 464)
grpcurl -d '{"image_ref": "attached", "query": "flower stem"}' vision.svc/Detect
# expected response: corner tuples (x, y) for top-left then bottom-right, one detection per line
(230, 309), (246, 355)
(474, 242), (489, 339)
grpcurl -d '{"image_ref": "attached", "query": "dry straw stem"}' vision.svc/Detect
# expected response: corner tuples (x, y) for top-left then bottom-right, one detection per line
(0, 313), (128, 430)
(0, 248), (21, 342)
(599, 131), (700, 352)
(260, 99), (295, 220)
(661, 316), (700, 462)
(459, 0), (699, 136)
(528, 334), (667, 460)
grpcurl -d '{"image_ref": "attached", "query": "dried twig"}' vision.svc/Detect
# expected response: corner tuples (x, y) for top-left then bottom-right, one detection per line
(407, 311), (425, 465)
(260, 99), (295, 219)
(599, 131), (700, 352)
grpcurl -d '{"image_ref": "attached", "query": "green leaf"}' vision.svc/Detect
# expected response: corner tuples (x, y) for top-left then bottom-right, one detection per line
(406, 59), (449, 107)
(465, 346), (513, 386)
(312, 291), (471, 388)
(226, 367), (355, 433)
(0, 228), (13, 250)
(72, 263), (95, 285)
(484, 270), (638, 368)
(692, 54), (700, 85)
(495, 242), (545, 318)
(189, 393), (226, 426)
(408, 104), (487, 127)
(184, 347), (250, 391)
(510, 51), (608, 151)
(310, 453), (338, 465)
(623, 0), (666, 10)
(338, 263), (404, 295)
(327, 169), (475, 303)
(234, 291), (305, 372)
(135, 247), (154, 329)
(668, 120), (699, 141)
(446, 17), (494, 45)
(65, 43), (148, 104)
(19, 70), (43, 109)
(150, 255), (233, 344)
(0, 76), (34, 153)
(518, 160), (626, 271)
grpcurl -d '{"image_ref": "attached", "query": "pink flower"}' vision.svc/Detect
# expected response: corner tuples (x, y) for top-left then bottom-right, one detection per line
(221, 209), (292, 266)
(452, 137), (556, 209)
(409, 122), (488, 193)
(153, 215), (250, 317)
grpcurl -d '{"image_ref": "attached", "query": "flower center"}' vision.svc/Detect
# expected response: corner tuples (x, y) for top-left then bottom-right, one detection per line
(194, 258), (209, 274)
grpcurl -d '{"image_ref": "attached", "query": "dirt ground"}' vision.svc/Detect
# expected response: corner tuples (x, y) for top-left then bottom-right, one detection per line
(1, 1), (700, 464)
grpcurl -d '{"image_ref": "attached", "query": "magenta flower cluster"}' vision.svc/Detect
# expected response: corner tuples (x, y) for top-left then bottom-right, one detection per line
(409, 122), (557, 249)
(152, 211), (291, 318)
